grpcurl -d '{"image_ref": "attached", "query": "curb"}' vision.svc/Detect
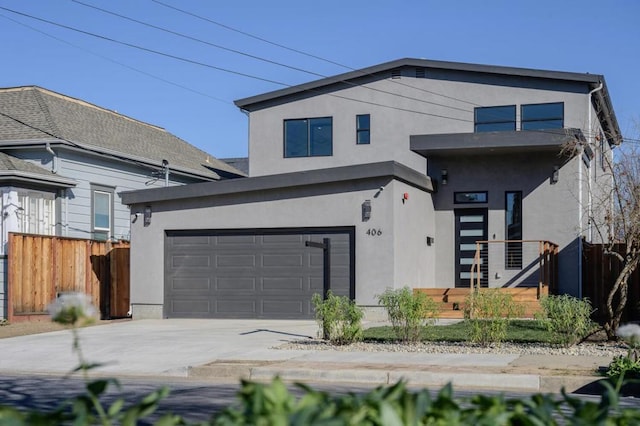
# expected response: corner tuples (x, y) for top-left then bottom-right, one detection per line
(187, 362), (604, 393)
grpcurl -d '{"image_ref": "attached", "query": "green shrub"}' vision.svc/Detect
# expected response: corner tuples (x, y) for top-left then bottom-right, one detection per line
(464, 289), (524, 346)
(606, 354), (640, 383)
(212, 377), (640, 425)
(377, 287), (439, 343)
(537, 294), (595, 347)
(311, 291), (363, 344)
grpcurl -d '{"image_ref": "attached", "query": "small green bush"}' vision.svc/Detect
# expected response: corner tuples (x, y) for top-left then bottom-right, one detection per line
(606, 355), (640, 383)
(377, 287), (439, 343)
(464, 289), (524, 346)
(311, 291), (363, 344)
(212, 377), (640, 425)
(537, 294), (595, 347)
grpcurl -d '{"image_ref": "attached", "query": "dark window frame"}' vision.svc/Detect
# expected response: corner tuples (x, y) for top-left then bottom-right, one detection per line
(474, 105), (516, 132)
(283, 117), (333, 158)
(521, 102), (564, 130)
(505, 191), (523, 269)
(454, 191), (488, 204)
(356, 114), (370, 145)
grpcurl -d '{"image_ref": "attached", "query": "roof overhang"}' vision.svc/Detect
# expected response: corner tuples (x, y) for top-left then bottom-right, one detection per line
(0, 171), (77, 188)
(121, 161), (433, 205)
(410, 129), (584, 158)
(0, 139), (227, 181)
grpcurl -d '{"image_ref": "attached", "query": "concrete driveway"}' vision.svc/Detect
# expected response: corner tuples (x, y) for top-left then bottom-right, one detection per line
(0, 319), (318, 376)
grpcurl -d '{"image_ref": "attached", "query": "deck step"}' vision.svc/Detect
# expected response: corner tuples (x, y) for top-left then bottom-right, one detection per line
(416, 287), (543, 319)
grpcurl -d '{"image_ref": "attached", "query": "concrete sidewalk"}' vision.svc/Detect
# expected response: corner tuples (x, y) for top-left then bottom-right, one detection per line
(0, 319), (614, 393)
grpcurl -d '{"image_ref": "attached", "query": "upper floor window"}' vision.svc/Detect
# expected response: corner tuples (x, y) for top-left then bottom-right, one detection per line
(521, 102), (564, 130)
(474, 105), (516, 132)
(284, 117), (332, 158)
(91, 184), (114, 241)
(356, 114), (370, 144)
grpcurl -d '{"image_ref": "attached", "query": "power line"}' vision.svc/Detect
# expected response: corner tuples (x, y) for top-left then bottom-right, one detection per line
(0, 12), (230, 105)
(69, 0), (475, 115)
(0, 5), (473, 123)
(0, 5), (290, 87)
(149, 0), (482, 109)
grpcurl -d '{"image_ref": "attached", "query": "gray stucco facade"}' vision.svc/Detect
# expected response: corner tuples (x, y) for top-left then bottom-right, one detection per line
(123, 58), (621, 320)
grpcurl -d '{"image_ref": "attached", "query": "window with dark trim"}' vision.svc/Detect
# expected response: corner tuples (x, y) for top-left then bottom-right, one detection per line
(474, 105), (516, 132)
(91, 184), (114, 241)
(521, 102), (564, 130)
(284, 117), (332, 157)
(356, 114), (370, 144)
(505, 191), (523, 269)
(454, 191), (488, 204)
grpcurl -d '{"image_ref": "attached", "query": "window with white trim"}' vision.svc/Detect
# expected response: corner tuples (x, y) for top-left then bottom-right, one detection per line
(17, 190), (56, 235)
(91, 185), (114, 240)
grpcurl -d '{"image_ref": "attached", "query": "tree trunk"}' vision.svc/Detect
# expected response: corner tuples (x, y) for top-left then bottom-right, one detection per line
(604, 255), (639, 339)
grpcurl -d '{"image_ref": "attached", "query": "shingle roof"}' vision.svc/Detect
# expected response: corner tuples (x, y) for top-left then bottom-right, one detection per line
(0, 86), (245, 180)
(0, 151), (76, 187)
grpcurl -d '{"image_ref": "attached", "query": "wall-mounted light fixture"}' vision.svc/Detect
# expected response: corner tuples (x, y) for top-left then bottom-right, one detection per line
(362, 200), (372, 222)
(144, 206), (152, 227)
(551, 166), (560, 185)
(426, 236), (434, 246)
(441, 169), (448, 185)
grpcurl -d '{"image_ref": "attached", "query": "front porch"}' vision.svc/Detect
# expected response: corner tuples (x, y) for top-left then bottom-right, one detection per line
(416, 240), (558, 319)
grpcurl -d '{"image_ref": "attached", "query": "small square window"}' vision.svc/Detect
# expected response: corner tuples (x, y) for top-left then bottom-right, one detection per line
(521, 102), (564, 130)
(356, 114), (370, 144)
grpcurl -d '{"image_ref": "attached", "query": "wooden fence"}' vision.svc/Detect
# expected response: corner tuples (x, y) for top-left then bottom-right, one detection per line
(582, 241), (640, 323)
(7, 233), (130, 322)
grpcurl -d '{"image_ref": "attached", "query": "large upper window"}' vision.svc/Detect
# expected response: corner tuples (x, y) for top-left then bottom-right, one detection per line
(474, 105), (516, 132)
(284, 117), (332, 157)
(505, 191), (523, 269)
(521, 102), (564, 130)
(356, 114), (370, 144)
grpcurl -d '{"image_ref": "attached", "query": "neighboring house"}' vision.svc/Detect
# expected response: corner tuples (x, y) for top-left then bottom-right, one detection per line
(0, 85), (245, 318)
(122, 58), (621, 320)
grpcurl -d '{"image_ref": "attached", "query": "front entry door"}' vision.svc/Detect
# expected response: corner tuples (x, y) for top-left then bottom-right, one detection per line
(455, 209), (488, 288)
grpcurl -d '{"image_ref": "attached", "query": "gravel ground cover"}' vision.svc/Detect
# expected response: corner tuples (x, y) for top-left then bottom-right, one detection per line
(278, 339), (627, 357)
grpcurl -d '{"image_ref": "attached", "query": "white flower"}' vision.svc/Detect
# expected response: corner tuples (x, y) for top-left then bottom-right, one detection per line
(617, 323), (640, 347)
(47, 292), (98, 325)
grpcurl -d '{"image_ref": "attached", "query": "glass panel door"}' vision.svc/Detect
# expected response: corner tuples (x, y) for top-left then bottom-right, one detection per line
(455, 209), (488, 288)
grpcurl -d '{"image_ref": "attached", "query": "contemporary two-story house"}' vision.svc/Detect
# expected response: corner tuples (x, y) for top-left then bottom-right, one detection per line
(122, 58), (621, 320)
(0, 86), (245, 318)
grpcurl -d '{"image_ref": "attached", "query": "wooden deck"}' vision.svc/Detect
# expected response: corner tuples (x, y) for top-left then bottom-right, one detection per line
(415, 287), (547, 319)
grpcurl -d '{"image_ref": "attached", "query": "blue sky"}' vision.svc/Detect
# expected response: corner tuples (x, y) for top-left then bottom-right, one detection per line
(0, 0), (638, 159)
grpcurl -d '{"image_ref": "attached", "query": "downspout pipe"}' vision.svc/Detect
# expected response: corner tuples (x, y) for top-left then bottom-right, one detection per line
(587, 82), (604, 243)
(45, 142), (58, 174)
(578, 82), (604, 298)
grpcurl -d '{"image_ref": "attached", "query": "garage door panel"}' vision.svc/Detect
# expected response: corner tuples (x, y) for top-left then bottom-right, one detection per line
(262, 300), (304, 315)
(216, 235), (257, 245)
(216, 277), (256, 291)
(262, 277), (304, 291)
(172, 299), (210, 314)
(172, 278), (210, 291)
(262, 234), (305, 245)
(216, 299), (256, 314)
(165, 229), (353, 319)
(170, 236), (212, 247)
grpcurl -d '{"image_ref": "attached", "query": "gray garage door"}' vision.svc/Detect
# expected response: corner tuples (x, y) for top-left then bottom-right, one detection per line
(164, 228), (354, 319)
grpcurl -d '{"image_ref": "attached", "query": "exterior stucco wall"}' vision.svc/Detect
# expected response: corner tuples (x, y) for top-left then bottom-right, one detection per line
(248, 72), (590, 177)
(128, 178), (432, 318)
(429, 152), (582, 295)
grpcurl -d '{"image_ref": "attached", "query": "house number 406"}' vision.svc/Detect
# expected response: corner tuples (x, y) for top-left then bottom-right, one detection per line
(366, 228), (382, 236)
